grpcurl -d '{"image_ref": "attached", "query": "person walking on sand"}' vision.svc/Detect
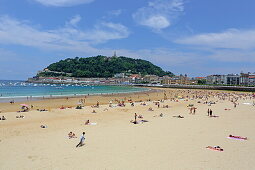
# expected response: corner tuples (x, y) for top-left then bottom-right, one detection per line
(189, 107), (193, 114)
(207, 108), (210, 116)
(209, 109), (213, 117)
(76, 132), (86, 148)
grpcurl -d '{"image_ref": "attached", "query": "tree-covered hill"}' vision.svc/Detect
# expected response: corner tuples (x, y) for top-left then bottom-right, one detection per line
(38, 55), (174, 78)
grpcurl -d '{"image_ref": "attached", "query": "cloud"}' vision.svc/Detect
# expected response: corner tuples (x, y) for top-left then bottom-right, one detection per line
(174, 28), (255, 64)
(133, 0), (184, 30)
(66, 15), (81, 27)
(0, 15), (130, 52)
(34, 0), (94, 7)
(142, 16), (170, 30)
(175, 29), (255, 49)
(206, 49), (255, 62)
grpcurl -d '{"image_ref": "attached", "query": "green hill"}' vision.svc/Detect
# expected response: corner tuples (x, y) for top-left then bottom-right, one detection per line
(38, 55), (174, 78)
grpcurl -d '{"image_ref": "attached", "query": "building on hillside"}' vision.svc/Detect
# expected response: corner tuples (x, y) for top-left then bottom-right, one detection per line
(114, 73), (125, 78)
(129, 74), (142, 84)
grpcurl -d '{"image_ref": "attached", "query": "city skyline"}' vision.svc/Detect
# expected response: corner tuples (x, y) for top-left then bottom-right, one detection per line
(0, 0), (255, 80)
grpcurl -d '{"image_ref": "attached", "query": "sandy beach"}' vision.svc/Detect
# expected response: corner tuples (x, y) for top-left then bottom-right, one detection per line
(0, 88), (255, 170)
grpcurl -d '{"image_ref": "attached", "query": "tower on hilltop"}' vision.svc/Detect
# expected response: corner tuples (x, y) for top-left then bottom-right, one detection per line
(113, 51), (117, 57)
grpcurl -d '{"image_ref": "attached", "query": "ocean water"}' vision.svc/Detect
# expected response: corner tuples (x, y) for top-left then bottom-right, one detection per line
(0, 80), (147, 102)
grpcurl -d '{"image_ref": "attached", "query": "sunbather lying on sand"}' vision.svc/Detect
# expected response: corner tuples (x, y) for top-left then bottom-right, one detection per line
(173, 115), (184, 118)
(153, 113), (164, 117)
(40, 125), (47, 128)
(206, 146), (223, 151)
(141, 102), (147, 106)
(0, 116), (6, 120)
(229, 135), (247, 140)
(76, 106), (83, 109)
(224, 108), (231, 110)
(37, 109), (48, 112)
(130, 120), (148, 124)
(210, 115), (219, 117)
(148, 107), (154, 111)
(68, 132), (77, 139)
(85, 120), (97, 125)
(138, 115), (143, 118)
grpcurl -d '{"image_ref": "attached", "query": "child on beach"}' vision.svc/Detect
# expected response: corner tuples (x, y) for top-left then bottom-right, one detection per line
(76, 132), (86, 147)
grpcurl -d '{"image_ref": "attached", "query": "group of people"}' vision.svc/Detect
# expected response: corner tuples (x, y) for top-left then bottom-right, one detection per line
(0, 116), (6, 120)
(207, 109), (213, 117)
(189, 107), (197, 114)
(16, 115), (24, 119)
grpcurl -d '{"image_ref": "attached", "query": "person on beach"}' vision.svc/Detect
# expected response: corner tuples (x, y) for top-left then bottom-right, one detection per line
(189, 107), (193, 114)
(85, 120), (90, 125)
(76, 132), (86, 147)
(68, 132), (77, 139)
(131, 113), (138, 124)
(193, 107), (197, 114)
(209, 109), (213, 117)
(207, 108), (210, 116)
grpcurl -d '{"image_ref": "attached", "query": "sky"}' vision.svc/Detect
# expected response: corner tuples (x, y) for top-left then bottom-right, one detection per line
(0, 0), (255, 80)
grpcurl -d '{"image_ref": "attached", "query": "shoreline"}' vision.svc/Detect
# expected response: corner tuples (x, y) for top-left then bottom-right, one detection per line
(0, 86), (253, 113)
(0, 86), (150, 103)
(0, 87), (161, 113)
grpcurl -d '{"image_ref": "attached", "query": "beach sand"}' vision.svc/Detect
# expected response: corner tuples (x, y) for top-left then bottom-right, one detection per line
(0, 88), (255, 170)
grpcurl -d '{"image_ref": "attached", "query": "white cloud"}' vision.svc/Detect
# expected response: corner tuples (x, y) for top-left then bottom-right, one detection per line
(175, 29), (255, 49)
(142, 16), (170, 30)
(133, 0), (184, 30)
(206, 49), (255, 62)
(0, 15), (130, 52)
(66, 15), (81, 27)
(34, 0), (94, 7)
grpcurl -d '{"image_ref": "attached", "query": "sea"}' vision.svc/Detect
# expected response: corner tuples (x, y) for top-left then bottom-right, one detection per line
(0, 80), (147, 103)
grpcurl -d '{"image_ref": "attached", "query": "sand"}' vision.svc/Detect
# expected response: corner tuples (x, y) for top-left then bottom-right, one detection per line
(0, 88), (255, 170)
